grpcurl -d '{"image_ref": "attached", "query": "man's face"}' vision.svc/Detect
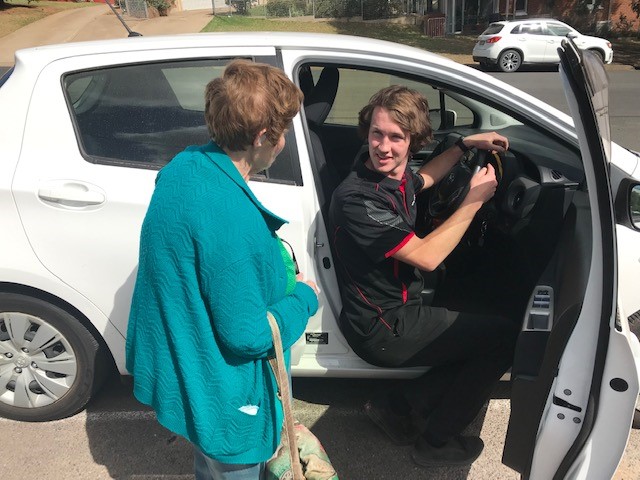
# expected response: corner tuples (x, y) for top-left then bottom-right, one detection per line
(366, 106), (411, 181)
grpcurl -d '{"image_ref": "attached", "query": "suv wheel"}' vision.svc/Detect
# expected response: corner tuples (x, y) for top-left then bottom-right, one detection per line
(499, 49), (522, 72)
(0, 293), (110, 421)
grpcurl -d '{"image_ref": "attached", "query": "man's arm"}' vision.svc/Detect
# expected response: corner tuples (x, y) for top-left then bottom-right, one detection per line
(394, 163), (498, 271)
(417, 132), (509, 191)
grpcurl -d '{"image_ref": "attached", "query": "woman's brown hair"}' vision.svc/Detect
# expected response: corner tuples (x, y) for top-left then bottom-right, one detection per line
(205, 60), (304, 151)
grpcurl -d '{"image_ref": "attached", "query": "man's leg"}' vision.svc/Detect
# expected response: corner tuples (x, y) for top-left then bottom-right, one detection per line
(400, 309), (519, 466)
(402, 310), (518, 444)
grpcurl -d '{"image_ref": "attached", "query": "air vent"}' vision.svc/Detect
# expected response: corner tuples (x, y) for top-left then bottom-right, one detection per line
(551, 170), (563, 180)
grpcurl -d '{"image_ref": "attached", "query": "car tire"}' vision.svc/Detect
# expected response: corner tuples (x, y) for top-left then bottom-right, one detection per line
(498, 49), (522, 73)
(0, 293), (111, 422)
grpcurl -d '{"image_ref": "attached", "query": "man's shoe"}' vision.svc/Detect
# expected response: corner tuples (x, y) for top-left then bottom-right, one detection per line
(411, 435), (484, 467)
(364, 397), (419, 446)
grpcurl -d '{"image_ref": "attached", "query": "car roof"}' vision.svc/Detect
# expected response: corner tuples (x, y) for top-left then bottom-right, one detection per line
(13, 31), (456, 71)
(491, 18), (569, 26)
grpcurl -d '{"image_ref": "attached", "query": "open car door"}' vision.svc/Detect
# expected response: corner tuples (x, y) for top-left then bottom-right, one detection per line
(502, 39), (640, 479)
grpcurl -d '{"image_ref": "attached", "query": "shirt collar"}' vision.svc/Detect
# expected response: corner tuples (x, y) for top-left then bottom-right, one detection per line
(201, 141), (288, 231)
(354, 150), (409, 191)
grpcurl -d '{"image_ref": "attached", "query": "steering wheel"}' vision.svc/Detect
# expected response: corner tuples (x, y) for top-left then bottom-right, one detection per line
(428, 148), (490, 220)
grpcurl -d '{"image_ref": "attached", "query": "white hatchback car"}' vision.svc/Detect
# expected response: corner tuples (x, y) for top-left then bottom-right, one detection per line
(1, 32), (639, 478)
(472, 19), (614, 72)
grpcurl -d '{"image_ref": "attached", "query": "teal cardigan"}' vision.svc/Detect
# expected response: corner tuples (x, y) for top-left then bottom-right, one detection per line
(126, 141), (318, 464)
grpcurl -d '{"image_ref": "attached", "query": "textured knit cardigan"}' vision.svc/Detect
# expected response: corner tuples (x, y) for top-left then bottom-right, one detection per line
(126, 141), (318, 464)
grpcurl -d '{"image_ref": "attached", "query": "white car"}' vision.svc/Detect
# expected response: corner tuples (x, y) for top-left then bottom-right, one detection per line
(1, 32), (639, 478)
(472, 19), (614, 72)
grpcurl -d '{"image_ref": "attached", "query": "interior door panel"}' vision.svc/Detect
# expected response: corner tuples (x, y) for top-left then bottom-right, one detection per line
(503, 191), (592, 475)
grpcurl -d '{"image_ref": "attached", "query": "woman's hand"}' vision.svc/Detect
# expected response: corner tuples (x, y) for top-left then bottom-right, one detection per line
(297, 273), (320, 296)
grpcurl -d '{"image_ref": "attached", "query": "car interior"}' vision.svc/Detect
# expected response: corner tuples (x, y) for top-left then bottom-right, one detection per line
(297, 63), (596, 468)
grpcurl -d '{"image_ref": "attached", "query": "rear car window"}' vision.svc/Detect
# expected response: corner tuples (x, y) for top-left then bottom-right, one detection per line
(481, 23), (504, 35)
(63, 59), (301, 184)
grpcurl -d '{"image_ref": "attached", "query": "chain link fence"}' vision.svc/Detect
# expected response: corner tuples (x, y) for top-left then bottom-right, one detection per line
(119, 0), (148, 18)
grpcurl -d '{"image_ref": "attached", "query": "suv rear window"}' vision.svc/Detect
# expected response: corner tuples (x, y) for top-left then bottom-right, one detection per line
(481, 23), (504, 35)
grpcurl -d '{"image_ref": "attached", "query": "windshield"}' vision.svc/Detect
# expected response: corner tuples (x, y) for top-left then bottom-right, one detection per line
(482, 23), (504, 35)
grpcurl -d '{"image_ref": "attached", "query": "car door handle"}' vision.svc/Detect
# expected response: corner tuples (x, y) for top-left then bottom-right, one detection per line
(38, 183), (106, 206)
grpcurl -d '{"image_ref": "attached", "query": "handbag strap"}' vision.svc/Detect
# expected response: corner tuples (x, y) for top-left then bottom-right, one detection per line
(267, 312), (305, 480)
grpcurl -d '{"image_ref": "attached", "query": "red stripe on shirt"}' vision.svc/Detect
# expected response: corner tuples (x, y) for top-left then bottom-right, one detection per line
(385, 231), (415, 258)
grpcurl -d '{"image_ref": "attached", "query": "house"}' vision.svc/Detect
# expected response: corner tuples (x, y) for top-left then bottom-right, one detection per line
(446, 0), (639, 34)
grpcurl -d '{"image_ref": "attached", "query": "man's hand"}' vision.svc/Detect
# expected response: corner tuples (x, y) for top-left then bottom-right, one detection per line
(465, 163), (498, 206)
(461, 132), (509, 153)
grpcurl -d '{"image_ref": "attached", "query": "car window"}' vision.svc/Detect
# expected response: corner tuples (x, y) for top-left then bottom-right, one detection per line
(320, 67), (474, 129)
(547, 22), (574, 36)
(482, 23), (504, 35)
(63, 59), (300, 184)
(519, 23), (544, 35)
(0, 67), (14, 89)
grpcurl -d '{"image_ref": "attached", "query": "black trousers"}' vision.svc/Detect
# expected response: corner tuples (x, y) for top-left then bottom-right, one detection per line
(349, 305), (519, 445)
(399, 309), (519, 444)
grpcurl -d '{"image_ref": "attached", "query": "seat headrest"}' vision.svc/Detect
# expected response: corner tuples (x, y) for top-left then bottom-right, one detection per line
(304, 67), (340, 126)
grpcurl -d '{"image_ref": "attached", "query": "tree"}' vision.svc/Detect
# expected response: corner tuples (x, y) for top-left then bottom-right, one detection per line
(632, 0), (640, 37)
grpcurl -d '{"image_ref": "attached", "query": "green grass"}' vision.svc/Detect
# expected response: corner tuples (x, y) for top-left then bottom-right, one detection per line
(201, 16), (477, 56)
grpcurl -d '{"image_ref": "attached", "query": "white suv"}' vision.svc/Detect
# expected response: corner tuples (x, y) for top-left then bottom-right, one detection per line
(472, 19), (614, 72)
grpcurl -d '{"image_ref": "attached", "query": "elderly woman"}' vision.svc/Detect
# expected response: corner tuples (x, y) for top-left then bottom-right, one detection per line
(126, 60), (319, 480)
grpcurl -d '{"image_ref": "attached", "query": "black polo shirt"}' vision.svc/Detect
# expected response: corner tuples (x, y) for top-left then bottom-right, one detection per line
(330, 154), (453, 366)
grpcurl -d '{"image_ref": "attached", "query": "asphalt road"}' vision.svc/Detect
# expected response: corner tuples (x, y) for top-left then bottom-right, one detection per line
(489, 69), (640, 153)
(2, 374), (639, 480)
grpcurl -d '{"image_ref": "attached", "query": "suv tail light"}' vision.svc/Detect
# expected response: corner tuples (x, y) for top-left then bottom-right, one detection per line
(486, 36), (502, 43)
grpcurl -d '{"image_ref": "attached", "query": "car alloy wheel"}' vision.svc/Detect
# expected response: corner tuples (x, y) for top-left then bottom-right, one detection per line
(0, 293), (110, 421)
(499, 49), (522, 73)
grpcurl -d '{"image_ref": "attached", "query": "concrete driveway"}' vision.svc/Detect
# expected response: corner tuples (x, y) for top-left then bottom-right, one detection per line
(0, 5), (214, 66)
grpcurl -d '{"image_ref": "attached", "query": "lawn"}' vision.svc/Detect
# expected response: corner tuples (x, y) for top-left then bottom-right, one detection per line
(0, 0), (99, 38)
(201, 16), (478, 57)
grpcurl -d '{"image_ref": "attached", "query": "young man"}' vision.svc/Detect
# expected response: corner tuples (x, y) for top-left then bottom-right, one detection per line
(329, 85), (519, 467)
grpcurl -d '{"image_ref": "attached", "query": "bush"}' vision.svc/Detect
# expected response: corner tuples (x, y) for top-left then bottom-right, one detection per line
(266, 0), (308, 17)
(146, 0), (172, 12)
(313, 0), (360, 18)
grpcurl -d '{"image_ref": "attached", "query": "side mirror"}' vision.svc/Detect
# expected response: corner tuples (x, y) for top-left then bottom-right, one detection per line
(566, 32), (579, 39)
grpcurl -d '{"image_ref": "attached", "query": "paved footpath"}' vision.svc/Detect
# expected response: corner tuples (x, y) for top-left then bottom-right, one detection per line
(0, 5), (214, 66)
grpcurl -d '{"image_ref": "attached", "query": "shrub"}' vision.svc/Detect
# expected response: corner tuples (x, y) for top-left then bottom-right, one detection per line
(147, 0), (172, 12)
